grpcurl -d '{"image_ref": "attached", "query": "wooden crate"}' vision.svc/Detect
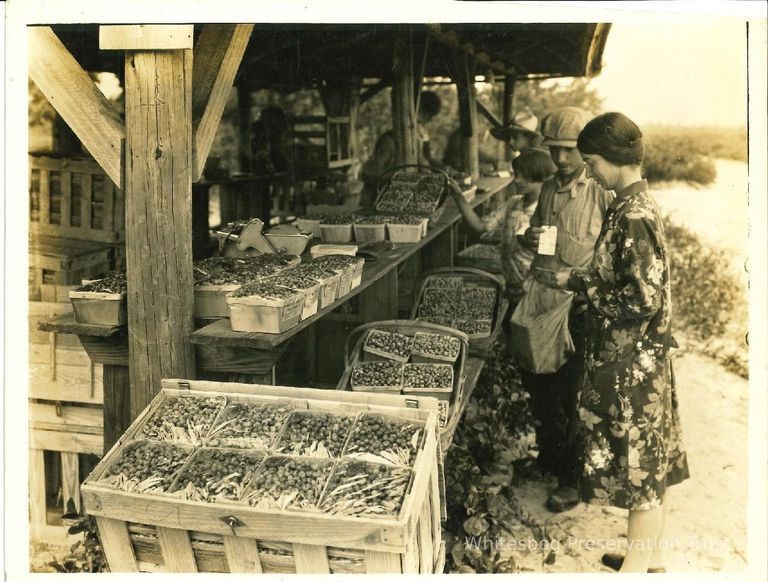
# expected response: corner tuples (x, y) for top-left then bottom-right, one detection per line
(29, 235), (119, 303)
(82, 379), (445, 573)
(29, 154), (124, 243)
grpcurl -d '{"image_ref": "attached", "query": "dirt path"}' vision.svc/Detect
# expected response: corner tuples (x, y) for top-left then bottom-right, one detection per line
(507, 340), (749, 573)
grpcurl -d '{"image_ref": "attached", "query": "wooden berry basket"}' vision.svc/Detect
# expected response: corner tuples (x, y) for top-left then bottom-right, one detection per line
(410, 267), (509, 357)
(226, 290), (305, 334)
(69, 288), (127, 326)
(81, 379), (445, 574)
(337, 320), (468, 444)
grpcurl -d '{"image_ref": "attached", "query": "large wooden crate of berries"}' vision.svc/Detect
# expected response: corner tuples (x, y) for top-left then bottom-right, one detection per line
(81, 379), (445, 574)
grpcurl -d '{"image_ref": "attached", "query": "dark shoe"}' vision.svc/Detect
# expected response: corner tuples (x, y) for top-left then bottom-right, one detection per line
(545, 486), (580, 512)
(601, 553), (666, 573)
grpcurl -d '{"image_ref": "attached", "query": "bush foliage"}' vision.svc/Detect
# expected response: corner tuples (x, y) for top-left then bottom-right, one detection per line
(665, 218), (748, 377)
(643, 125), (746, 186)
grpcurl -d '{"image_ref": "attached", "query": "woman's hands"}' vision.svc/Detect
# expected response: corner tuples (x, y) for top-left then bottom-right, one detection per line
(525, 226), (545, 247)
(533, 266), (575, 290)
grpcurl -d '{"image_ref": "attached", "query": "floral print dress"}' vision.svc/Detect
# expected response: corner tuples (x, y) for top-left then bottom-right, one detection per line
(570, 180), (689, 511)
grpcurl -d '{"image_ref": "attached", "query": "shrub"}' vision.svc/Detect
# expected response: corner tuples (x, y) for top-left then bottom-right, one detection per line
(664, 218), (748, 377)
(642, 125), (746, 186)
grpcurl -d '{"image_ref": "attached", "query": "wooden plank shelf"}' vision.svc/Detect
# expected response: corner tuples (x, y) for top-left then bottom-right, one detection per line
(38, 312), (124, 338)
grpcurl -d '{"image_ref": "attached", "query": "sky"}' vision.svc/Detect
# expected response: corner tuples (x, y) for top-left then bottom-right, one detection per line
(589, 20), (749, 127)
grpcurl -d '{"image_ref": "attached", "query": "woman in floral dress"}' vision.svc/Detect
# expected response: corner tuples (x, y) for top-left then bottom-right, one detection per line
(554, 112), (690, 572)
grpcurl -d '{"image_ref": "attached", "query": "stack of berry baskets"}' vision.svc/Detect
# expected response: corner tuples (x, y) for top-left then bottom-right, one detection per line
(311, 254), (365, 298)
(294, 263), (342, 309)
(193, 255), (301, 318)
(266, 270), (322, 320)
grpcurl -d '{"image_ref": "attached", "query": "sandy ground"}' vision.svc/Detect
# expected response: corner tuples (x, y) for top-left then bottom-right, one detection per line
(506, 340), (749, 573)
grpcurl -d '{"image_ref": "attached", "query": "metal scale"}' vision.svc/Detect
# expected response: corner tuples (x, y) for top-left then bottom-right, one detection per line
(214, 218), (312, 258)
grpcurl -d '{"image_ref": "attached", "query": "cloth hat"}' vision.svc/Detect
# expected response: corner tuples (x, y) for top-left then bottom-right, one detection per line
(490, 108), (540, 141)
(540, 107), (592, 147)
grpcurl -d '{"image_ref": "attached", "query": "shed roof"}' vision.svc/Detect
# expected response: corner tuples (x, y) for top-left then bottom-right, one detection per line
(49, 22), (610, 88)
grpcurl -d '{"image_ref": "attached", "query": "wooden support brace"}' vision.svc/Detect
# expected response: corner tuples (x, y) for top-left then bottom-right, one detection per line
(476, 98), (502, 129)
(191, 24), (254, 181)
(28, 27), (125, 188)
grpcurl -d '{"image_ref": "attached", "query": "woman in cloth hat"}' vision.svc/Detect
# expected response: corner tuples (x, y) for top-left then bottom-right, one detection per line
(489, 108), (546, 154)
(554, 112), (690, 573)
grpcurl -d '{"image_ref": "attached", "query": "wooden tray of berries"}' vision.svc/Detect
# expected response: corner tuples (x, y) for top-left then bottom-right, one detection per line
(411, 267), (509, 357)
(337, 320), (468, 438)
(81, 379), (445, 574)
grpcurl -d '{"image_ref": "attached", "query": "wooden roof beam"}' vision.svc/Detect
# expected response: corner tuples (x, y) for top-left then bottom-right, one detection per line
(425, 24), (514, 77)
(29, 26), (125, 188)
(191, 24), (254, 181)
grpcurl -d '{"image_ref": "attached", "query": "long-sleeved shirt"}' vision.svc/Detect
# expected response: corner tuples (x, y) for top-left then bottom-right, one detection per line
(529, 167), (614, 272)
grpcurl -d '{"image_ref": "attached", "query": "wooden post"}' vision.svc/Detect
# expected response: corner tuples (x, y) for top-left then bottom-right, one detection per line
(502, 72), (517, 162)
(102, 27), (197, 418)
(454, 50), (479, 180)
(391, 32), (418, 167)
(237, 82), (253, 173)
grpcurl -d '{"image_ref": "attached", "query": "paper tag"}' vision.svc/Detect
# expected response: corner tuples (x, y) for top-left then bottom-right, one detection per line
(537, 225), (558, 255)
(496, 170), (512, 178)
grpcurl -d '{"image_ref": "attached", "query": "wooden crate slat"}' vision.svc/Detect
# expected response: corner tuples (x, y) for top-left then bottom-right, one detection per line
(82, 487), (406, 554)
(29, 362), (104, 404)
(222, 536), (263, 573)
(30, 401), (103, 430)
(29, 449), (47, 526)
(401, 535), (420, 573)
(96, 517), (140, 572)
(292, 543), (331, 574)
(429, 468), (442, 563)
(60, 451), (81, 513)
(364, 550), (402, 573)
(417, 495), (434, 573)
(29, 342), (92, 366)
(173, 378), (439, 415)
(156, 527), (198, 572)
(28, 377), (104, 405)
(30, 428), (103, 455)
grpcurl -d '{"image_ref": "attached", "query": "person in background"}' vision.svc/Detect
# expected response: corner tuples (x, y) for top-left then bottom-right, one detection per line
(251, 106), (291, 175)
(446, 148), (556, 303)
(552, 112), (689, 573)
(443, 108), (545, 173)
(361, 91), (442, 208)
(520, 106), (614, 513)
(489, 107), (546, 156)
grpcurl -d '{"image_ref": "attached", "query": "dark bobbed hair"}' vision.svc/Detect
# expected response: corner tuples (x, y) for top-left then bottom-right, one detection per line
(418, 91), (441, 117)
(512, 148), (557, 182)
(577, 112), (644, 166)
